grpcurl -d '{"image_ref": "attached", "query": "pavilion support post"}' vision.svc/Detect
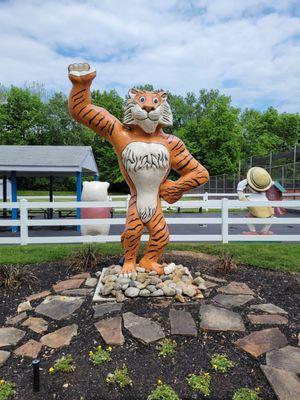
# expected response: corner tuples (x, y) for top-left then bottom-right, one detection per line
(94, 174), (99, 181)
(76, 171), (82, 232)
(3, 176), (7, 218)
(11, 171), (18, 233)
(49, 176), (54, 219)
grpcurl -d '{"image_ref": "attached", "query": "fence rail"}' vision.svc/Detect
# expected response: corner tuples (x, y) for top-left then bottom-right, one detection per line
(0, 198), (300, 245)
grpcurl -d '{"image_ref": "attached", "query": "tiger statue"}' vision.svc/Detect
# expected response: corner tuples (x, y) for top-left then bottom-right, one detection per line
(68, 63), (209, 276)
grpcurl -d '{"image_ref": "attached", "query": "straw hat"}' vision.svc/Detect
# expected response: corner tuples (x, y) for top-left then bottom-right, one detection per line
(247, 167), (272, 192)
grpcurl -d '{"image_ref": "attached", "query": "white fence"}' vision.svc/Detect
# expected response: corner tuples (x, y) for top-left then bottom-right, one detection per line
(0, 198), (300, 245)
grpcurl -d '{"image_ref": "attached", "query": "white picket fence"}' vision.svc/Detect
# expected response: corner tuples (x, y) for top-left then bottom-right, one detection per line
(0, 198), (300, 245)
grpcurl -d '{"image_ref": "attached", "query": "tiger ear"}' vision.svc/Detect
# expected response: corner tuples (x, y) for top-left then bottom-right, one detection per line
(159, 91), (167, 101)
(128, 88), (138, 99)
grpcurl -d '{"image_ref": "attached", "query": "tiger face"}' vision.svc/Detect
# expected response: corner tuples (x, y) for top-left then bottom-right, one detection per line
(123, 89), (173, 133)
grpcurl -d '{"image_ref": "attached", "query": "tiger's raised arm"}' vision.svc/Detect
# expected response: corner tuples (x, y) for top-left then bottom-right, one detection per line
(68, 63), (122, 142)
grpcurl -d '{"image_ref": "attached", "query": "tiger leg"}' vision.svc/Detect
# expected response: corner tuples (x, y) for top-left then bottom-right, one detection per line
(120, 195), (144, 276)
(139, 209), (169, 275)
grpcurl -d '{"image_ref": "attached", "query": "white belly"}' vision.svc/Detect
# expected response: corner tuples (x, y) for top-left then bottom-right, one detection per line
(122, 142), (170, 222)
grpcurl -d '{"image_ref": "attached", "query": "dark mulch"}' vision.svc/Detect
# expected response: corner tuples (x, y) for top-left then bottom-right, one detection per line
(0, 253), (299, 400)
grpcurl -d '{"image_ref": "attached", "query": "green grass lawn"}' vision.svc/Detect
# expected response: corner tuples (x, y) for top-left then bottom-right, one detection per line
(0, 242), (299, 273)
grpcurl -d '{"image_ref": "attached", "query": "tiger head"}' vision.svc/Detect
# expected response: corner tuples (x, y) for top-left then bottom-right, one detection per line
(123, 89), (173, 133)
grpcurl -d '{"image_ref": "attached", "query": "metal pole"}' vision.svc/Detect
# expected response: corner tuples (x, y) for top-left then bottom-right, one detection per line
(76, 171), (82, 232)
(11, 171), (17, 233)
(32, 359), (40, 392)
(49, 176), (54, 219)
(3, 176), (7, 218)
(293, 144), (297, 191)
(94, 174), (99, 181)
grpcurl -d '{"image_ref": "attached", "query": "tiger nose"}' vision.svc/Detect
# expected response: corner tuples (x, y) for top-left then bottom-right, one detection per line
(143, 105), (155, 112)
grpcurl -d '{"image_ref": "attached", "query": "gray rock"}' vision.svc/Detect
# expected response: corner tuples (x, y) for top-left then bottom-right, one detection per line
(123, 312), (165, 344)
(200, 305), (245, 332)
(6, 312), (27, 326)
(124, 287), (140, 298)
(0, 350), (10, 366)
(156, 282), (165, 289)
(35, 296), (84, 321)
(169, 310), (197, 336)
(85, 277), (98, 287)
(113, 282), (123, 291)
(212, 294), (254, 309)
(150, 277), (161, 285)
(249, 303), (288, 315)
(217, 281), (255, 295)
(101, 282), (115, 296)
(247, 314), (288, 325)
(93, 303), (123, 318)
(136, 267), (145, 273)
(116, 277), (130, 285)
(162, 286), (176, 297)
(182, 285), (196, 297)
(40, 324), (78, 349)
(266, 346), (300, 374)
(261, 365), (300, 400)
(148, 271), (158, 276)
(17, 301), (32, 313)
(140, 289), (151, 297)
(193, 276), (205, 286)
(128, 280), (137, 287)
(202, 274), (227, 283)
(146, 285), (157, 293)
(161, 275), (170, 282)
(0, 327), (26, 347)
(116, 291), (126, 303)
(61, 288), (93, 296)
(95, 317), (124, 346)
(151, 289), (164, 297)
(121, 284), (129, 290)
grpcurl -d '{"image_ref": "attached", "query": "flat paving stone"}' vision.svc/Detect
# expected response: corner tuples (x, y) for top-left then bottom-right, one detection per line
(213, 294), (254, 309)
(35, 296), (84, 321)
(217, 281), (255, 295)
(169, 310), (197, 336)
(17, 301), (32, 313)
(14, 339), (42, 358)
(200, 305), (245, 332)
(0, 350), (10, 366)
(0, 327), (26, 347)
(266, 345), (300, 374)
(61, 288), (93, 296)
(202, 274), (227, 283)
(6, 312), (27, 326)
(261, 365), (300, 400)
(70, 272), (91, 279)
(53, 278), (85, 293)
(249, 303), (288, 315)
(95, 316), (124, 346)
(40, 324), (78, 349)
(202, 281), (218, 290)
(234, 328), (288, 358)
(22, 317), (48, 334)
(123, 312), (165, 344)
(26, 291), (51, 302)
(247, 314), (288, 325)
(93, 303), (123, 319)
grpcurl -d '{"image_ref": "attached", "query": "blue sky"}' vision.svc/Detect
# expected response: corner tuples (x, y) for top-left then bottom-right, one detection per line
(0, 0), (300, 112)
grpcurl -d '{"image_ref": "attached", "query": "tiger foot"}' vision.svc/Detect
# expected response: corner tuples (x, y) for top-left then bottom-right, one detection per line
(139, 259), (164, 275)
(119, 262), (137, 279)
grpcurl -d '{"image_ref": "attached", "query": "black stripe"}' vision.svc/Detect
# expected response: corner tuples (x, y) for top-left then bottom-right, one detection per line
(73, 93), (84, 102)
(78, 105), (88, 115)
(153, 223), (166, 237)
(95, 116), (105, 127)
(174, 148), (186, 158)
(177, 153), (190, 164)
(177, 156), (193, 171)
(72, 89), (85, 99)
(101, 121), (109, 131)
(127, 222), (143, 231)
(89, 112), (101, 124)
(171, 141), (183, 151)
(129, 217), (140, 223)
(152, 215), (163, 229)
(82, 109), (93, 119)
(72, 99), (85, 110)
(109, 121), (116, 136)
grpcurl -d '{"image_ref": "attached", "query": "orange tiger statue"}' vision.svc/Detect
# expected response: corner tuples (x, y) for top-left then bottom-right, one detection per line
(68, 63), (209, 276)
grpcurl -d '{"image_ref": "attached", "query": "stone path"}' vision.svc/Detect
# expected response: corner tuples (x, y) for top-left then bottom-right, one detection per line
(0, 263), (299, 399)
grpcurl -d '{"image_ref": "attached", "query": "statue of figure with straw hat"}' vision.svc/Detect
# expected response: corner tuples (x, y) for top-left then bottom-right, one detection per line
(237, 167), (274, 235)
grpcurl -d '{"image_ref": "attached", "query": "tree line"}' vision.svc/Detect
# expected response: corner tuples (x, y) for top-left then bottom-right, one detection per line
(0, 83), (299, 192)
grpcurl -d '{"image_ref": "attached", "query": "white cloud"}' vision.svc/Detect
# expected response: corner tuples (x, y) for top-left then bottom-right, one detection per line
(0, 0), (299, 112)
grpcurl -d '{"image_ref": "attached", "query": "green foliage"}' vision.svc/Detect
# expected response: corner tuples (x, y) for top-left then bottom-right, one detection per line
(49, 355), (76, 374)
(89, 345), (112, 365)
(210, 353), (234, 372)
(156, 339), (177, 358)
(187, 372), (211, 397)
(105, 365), (133, 389)
(0, 380), (16, 400)
(0, 264), (37, 289)
(232, 388), (261, 400)
(147, 383), (180, 400)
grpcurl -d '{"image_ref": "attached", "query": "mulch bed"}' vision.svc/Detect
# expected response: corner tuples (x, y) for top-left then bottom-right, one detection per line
(0, 252), (299, 400)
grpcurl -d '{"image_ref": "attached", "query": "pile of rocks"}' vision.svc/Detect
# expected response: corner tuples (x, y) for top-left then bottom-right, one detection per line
(99, 263), (206, 302)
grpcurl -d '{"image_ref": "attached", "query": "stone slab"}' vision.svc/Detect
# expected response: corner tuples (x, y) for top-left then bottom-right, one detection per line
(61, 288), (93, 296)
(249, 303), (288, 315)
(22, 317), (48, 334)
(169, 310), (197, 336)
(213, 294), (254, 309)
(53, 279), (85, 293)
(14, 339), (42, 358)
(70, 272), (91, 279)
(234, 328), (288, 358)
(266, 346), (300, 374)
(6, 312), (27, 326)
(200, 305), (245, 332)
(247, 314), (288, 325)
(95, 316), (124, 346)
(17, 301), (32, 313)
(0, 327), (26, 348)
(85, 278), (98, 287)
(26, 291), (51, 302)
(35, 296), (84, 321)
(0, 350), (10, 366)
(261, 365), (300, 400)
(93, 303), (123, 319)
(217, 281), (255, 295)
(40, 324), (78, 349)
(202, 274), (227, 283)
(123, 312), (165, 344)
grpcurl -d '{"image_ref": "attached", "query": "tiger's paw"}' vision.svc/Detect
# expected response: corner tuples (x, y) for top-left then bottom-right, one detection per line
(68, 63), (96, 82)
(139, 258), (164, 275)
(119, 262), (137, 279)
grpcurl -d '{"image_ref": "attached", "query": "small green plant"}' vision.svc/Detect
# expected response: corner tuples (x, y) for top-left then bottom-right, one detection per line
(105, 365), (133, 389)
(187, 372), (211, 397)
(232, 388), (261, 400)
(156, 339), (177, 358)
(49, 355), (76, 375)
(147, 381), (180, 400)
(210, 353), (234, 373)
(89, 345), (112, 365)
(0, 379), (16, 400)
(0, 265), (37, 289)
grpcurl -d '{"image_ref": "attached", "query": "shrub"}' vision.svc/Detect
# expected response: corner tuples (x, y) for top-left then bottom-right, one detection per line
(232, 388), (261, 400)
(156, 339), (177, 358)
(49, 355), (76, 374)
(217, 251), (237, 273)
(147, 382), (180, 400)
(106, 365), (133, 389)
(68, 243), (99, 272)
(0, 379), (16, 400)
(210, 353), (234, 373)
(187, 372), (211, 397)
(0, 265), (37, 289)
(89, 345), (112, 365)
